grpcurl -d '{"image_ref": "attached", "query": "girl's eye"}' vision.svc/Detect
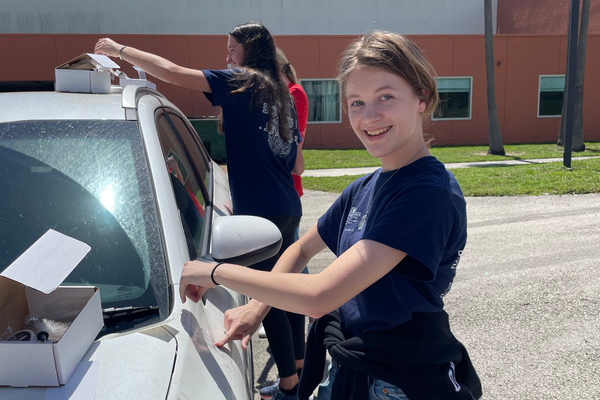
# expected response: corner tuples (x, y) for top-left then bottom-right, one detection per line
(350, 100), (364, 107)
(380, 95), (392, 101)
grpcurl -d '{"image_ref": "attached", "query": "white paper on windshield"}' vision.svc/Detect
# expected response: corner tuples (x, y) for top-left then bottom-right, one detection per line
(1, 229), (91, 294)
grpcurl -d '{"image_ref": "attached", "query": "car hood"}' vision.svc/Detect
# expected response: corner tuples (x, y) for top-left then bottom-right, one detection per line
(90, 326), (177, 400)
(0, 326), (176, 400)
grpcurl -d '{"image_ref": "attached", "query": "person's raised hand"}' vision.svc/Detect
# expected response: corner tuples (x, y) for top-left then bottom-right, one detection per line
(94, 38), (122, 58)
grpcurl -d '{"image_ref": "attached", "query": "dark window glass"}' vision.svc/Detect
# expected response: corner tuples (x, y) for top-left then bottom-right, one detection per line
(434, 77), (472, 120)
(156, 110), (211, 260)
(539, 76), (565, 117)
(435, 92), (471, 119)
(539, 92), (564, 116)
(300, 79), (341, 123)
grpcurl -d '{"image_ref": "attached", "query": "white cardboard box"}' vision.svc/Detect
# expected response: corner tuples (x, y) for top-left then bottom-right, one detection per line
(55, 53), (119, 94)
(0, 230), (103, 387)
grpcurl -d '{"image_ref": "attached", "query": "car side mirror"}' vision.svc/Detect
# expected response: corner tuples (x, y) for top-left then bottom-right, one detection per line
(207, 216), (282, 266)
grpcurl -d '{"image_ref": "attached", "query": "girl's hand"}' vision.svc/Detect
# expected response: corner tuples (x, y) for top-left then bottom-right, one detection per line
(94, 38), (122, 58)
(215, 300), (270, 350)
(179, 260), (216, 303)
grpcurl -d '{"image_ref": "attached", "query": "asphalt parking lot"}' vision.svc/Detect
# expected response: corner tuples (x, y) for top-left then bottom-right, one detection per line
(251, 190), (600, 400)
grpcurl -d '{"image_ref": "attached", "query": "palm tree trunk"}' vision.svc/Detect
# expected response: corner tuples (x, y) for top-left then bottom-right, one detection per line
(572, 0), (589, 152)
(559, 0), (588, 151)
(485, 0), (505, 155)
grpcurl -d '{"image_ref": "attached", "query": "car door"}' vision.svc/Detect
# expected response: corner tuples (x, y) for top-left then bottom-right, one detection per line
(152, 107), (254, 399)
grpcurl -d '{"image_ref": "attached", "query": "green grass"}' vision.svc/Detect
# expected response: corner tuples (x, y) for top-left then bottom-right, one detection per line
(302, 142), (600, 196)
(451, 157), (600, 196)
(431, 142), (600, 164)
(304, 149), (381, 169)
(304, 142), (600, 169)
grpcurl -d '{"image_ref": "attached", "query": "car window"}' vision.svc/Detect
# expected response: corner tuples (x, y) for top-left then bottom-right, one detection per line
(0, 120), (168, 322)
(170, 111), (212, 193)
(156, 109), (211, 259)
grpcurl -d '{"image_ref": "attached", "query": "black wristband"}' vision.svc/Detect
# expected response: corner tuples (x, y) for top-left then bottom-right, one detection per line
(211, 262), (223, 286)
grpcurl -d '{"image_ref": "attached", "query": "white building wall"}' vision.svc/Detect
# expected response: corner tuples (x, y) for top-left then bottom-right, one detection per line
(1, 0), (494, 35)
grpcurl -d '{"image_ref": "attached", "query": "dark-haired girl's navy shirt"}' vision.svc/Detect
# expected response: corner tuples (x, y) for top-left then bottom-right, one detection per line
(317, 156), (467, 336)
(202, 68), (302, 217)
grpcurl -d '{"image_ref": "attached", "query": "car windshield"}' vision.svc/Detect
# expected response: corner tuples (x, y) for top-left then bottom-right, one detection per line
(0, 120), (168, 334)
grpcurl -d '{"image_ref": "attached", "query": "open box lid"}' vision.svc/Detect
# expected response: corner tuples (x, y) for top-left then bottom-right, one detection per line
(0, 229), (101, 388)
(0, 230), (91, 293)
(56, 53), (119, 71)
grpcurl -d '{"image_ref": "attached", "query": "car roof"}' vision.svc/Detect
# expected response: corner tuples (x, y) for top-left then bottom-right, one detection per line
(0, 86), (168, 123)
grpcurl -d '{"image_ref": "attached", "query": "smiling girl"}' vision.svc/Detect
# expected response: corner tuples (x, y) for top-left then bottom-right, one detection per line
(180, 31), (482, 400)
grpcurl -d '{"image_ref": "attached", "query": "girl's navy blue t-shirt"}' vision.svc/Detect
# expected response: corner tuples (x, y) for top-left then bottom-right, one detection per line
(317, 156), (467, 336)
(202, 69), (302, 217)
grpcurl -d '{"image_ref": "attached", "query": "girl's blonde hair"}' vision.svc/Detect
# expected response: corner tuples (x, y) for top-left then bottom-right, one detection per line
(337, 31), (439, 119)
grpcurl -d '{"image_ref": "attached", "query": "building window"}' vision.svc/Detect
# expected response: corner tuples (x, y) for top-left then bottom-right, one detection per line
(300, 79), (341, 124)
(433, 77), (472, 120)
(538, 75), (565, 117)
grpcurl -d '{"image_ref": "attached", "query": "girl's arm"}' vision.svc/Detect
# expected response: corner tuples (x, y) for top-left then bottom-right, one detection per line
(292, 142), (305, 175)
(211, 223), (325, 348)
(94, 38), (211, 93)
(180, 224), (408, 318)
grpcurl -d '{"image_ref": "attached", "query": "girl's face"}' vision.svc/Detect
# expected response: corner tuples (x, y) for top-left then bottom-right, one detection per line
(345, 68), (427, 171)
(226, 36), (245, 67)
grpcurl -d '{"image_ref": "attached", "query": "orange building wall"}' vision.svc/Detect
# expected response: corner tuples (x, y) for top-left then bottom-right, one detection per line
(1, 33), (599, 148)
(497, 0), (600, 34)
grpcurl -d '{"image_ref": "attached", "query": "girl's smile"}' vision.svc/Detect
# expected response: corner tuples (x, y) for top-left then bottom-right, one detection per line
(365, 126), (392, 136)
(345, 67), (428, 170)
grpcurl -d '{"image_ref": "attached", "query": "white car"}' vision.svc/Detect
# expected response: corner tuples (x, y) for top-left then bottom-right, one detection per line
(0, 84), (281, 399)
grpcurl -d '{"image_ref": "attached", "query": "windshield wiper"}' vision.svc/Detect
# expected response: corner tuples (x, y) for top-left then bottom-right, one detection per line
(102, 306), (160, 326)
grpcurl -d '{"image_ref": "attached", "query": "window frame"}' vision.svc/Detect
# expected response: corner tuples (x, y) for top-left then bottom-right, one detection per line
(432, 76), (473, 121)
(537, 74), (565, 118)
(299, 78), (342, 124)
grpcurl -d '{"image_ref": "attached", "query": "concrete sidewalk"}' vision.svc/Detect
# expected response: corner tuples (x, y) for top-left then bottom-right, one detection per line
(252, 190), (600, 400)
(302, 156), (598, 177)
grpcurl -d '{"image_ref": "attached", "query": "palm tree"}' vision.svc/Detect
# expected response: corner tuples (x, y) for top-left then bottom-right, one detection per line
(572, 0), (590, 151)
(558, 0), (589, 152)
(484, 0), (505, 155)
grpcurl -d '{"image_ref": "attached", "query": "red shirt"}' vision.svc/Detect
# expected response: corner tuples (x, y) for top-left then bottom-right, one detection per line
(289, 82), (308, 197)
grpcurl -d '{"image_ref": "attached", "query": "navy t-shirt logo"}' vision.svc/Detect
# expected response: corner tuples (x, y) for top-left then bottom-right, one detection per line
(345, 207), (362, 227)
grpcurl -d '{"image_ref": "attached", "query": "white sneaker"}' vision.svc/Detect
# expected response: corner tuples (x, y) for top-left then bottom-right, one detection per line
(258, 324), (267, 339)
